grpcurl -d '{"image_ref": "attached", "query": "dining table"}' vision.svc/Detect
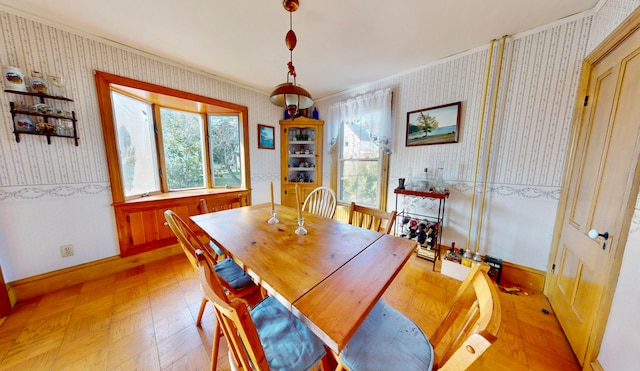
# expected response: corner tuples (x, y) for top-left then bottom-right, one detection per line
(191, 202), (417, 353)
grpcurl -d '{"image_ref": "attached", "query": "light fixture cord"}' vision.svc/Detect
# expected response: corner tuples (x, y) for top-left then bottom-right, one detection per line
(289, 10), (294, 78)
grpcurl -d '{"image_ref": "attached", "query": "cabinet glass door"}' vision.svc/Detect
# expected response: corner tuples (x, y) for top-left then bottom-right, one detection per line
(287, 126), (317, 183)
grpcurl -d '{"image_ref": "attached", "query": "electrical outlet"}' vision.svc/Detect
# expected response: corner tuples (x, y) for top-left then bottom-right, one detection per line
(60, 244), (74, 257)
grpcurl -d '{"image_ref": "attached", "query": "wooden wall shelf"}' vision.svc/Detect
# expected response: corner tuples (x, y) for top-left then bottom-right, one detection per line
(5, 90), (78, 146)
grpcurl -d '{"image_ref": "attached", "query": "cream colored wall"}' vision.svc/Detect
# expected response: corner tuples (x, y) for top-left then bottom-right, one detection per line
(0, 0), (633, 297)
(0, 8), (282, 281)
(315, 3), (640, 365)
(316, 15), (592, 270)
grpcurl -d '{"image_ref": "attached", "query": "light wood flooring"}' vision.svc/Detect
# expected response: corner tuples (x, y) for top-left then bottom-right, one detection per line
(0, 252), (580, 370)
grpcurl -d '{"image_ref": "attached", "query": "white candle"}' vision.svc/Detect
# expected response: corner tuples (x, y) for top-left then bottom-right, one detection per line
(270, 181), (275, 210)
(295, 184), (301, 219)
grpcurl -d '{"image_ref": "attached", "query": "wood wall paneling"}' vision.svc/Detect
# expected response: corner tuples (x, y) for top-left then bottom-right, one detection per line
(114, 189), (250, 256)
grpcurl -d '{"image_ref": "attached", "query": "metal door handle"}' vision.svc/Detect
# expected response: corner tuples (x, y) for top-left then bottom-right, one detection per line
(588, 229), (609, 240)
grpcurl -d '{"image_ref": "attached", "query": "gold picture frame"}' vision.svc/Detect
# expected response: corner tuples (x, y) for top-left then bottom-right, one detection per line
(406, 102), (461, 146)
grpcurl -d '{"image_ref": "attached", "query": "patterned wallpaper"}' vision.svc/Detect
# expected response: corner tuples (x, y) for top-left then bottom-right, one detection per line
(0, 8), (281, 196)
(493, 20), (591, 188)
(319, 16), (591, 193)
(1, 2), (635, 278)
(589, 0), (640, 52)
(0, 8), (282, 280)
(315, 15), (592, 267)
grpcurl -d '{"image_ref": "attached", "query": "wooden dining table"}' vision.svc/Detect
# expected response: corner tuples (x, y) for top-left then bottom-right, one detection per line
(191, 202), (417, 353)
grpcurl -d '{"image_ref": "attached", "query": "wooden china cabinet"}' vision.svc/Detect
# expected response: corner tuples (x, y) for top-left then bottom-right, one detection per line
(279, 116), (324, 208)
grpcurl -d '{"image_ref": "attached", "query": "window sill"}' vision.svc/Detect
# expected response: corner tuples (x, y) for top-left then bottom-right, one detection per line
(114, 188), (249, 206)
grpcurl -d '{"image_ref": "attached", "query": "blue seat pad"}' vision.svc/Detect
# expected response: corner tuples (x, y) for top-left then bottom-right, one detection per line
(214, 257), (253, 289)
(251, 296), (326, 371)
(340, 299), (434, 371)
(209, 240), (225, 257)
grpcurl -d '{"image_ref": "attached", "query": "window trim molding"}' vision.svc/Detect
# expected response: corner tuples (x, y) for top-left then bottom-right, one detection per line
(95, 70), (251, 204)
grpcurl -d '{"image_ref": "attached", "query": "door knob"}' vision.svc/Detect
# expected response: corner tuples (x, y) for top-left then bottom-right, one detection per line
(588, 229), (609, 240)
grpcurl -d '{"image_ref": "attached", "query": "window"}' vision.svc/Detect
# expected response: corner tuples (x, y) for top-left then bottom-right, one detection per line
(159, 108), (206, 191)
(339, 119), (380, 206)
(96, 71), (250, 203)
(112, 91), (160, 196)
(209, 114), (242, 187)
(328, 89), (393, 208)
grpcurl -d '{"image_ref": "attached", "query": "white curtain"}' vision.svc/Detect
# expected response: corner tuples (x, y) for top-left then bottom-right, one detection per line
(327, 88), (393, 153)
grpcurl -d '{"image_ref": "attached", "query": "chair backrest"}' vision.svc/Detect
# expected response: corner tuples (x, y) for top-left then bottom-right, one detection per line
(431, 264), (501, 370)
(195, 249), (271, 370)
(199, 194), (248, 215)
(347, 202), (397, 234)
(164, 209), (208, 272)
(199, 198), (209, 214)
(198, 199), (228, 257)
(302, 187), (337, 219)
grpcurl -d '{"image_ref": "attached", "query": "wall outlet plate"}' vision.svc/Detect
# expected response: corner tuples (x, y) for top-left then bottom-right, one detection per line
(60, 244), (74, 257)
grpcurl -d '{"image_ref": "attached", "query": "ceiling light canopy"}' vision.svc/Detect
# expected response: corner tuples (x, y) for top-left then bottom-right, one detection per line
(270, 0), (313, 118)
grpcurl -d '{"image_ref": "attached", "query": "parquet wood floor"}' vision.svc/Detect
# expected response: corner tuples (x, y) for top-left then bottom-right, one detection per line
(0, 253), (580, 370)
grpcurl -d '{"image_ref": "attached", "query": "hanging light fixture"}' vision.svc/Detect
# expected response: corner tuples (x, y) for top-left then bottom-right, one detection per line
(270, 0), (313, 118)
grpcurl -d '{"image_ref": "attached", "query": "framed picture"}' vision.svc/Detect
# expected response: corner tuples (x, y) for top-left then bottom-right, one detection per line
(258, 124), (275, 149)
(406, 101), (461, 146)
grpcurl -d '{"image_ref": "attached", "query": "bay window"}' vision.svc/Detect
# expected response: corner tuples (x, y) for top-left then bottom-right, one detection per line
(96, 71), (249, 203)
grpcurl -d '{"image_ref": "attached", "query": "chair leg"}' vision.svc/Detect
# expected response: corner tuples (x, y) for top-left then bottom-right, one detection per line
(228, 336), (242, 368)
(197, 296), (208, 326)
(326, 346), (345, 371)
(228, 350), (239, 371)
(318, 345), (336, 371)
(210, 318), (221, 371)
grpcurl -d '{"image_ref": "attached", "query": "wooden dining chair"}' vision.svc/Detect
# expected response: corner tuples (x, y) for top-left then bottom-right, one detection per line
(302, 186), (337, 219)
(347, 202), (397, 234)
(199, 198), (233, 258)
(198, 193), (248, 215)
(195, 249), (329, 371)
(336, 264), (501, 371)
(164, 210), (262, 370)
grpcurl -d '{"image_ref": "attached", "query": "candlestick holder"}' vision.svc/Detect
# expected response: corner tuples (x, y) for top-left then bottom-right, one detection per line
(268, 209), (279, 224)
(295, 217), (307, 235)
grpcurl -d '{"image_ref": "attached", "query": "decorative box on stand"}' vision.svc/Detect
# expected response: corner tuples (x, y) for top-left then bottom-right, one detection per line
(484, 255), (503, 284)
(441, 259), (472, 281)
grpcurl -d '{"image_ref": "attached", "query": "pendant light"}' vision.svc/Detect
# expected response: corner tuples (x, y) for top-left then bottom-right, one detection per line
(269, 0), (313, 118)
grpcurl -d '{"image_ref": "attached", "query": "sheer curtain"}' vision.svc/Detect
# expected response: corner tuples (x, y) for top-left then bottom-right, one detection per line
(327, 88), (393, 153)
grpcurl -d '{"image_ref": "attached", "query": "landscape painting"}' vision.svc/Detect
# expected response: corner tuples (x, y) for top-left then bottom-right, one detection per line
(406, 101), (461, 146)
(258, 124), (275, 149)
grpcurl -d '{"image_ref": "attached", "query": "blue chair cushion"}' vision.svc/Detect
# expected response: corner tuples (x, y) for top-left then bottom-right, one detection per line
(340, 299), (434, 371)
(214, 257), (253, 290)
(209, 240), (226, 257)
(251, 296), (326, 371)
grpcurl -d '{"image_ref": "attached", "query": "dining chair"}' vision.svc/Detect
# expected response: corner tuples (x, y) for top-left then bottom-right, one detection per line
(195, 249), (329, 371)
(199, 194), (248, 214)
(347, 202), (397, 234)
(199, 198), (233, 258)
(336, 264), (501, 371)
(164, 210), (262, 370)
(302, 186), (337, 219)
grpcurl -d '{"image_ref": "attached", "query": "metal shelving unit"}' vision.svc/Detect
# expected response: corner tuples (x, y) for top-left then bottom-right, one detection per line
(394, 188), (449, 270)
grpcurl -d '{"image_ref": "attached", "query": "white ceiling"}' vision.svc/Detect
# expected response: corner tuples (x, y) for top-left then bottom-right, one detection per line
(0, 0), (600, 99)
